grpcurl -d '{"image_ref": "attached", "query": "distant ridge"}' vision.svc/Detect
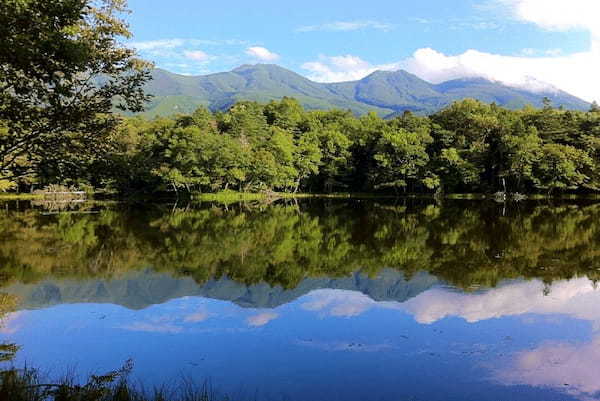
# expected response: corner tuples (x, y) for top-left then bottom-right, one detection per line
(140, 64), (590, 118)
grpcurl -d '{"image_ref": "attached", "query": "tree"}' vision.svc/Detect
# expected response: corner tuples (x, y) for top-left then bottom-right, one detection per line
(591, 101), (600, 114)
(370, 127), (432, 193)
(503, 126), (543, 191)
(147, 126), (210, 193)
(0, 0), (150, 182)
(534, 143), (593, 193)
(293, 132), (321, 192)
(250, 127), (299, 191)
(434, 147), (480, 191)
(263, 97), (304, 132)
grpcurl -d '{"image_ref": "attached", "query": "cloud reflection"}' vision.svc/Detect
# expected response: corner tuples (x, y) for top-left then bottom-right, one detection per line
(247, 312), (279, 327)
(121, 321), (183, 334)
(0, 312), (26, 335)
(301, 289), (402, 317)
(498, 337), (600, 400)
(403, 278), (600, 325)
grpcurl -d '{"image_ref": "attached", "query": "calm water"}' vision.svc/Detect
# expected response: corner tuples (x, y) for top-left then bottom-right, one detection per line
(1, 198), (600, 400)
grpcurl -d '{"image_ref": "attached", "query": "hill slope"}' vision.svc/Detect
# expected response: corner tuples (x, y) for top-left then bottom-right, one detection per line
(140, 64), (590, 118)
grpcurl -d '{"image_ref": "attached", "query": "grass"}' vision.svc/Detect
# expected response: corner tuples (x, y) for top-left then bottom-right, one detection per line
(0, 363), (231, 401)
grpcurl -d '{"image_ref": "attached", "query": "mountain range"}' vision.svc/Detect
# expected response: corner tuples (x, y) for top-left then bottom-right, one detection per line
(140, 64), (590, 118)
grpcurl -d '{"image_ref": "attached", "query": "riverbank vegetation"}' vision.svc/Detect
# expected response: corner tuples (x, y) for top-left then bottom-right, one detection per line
(3, 97), (600, 197)
(114, 97), (600, 196)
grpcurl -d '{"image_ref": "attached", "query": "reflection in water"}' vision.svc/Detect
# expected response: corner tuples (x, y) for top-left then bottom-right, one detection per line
(403, 278), (600, 324)
(1, 199), (600, 290)
(0, 199), (600, 400)
(499, 337), (600, 400)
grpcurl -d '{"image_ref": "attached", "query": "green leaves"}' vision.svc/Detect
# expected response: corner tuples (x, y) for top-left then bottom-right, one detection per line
(371, 127), (432, 191)
(0, 0), (151, 183)
(107, 97), (600, 196)
(535, 143), (594, 192)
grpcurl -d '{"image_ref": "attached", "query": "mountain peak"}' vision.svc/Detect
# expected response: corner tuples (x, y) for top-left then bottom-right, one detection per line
(232, 63), (289, 73)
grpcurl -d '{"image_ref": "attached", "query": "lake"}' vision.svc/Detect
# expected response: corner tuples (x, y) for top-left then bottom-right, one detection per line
(1, 198), (600, 401)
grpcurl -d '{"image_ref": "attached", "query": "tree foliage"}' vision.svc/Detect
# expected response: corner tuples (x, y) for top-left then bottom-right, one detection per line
(93, 97), (600, 195)
(0, 0), (150, 184)
(3, 90), (600, 194)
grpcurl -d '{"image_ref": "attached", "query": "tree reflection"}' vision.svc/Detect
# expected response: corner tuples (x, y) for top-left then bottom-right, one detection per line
(0, 200), (599, 292)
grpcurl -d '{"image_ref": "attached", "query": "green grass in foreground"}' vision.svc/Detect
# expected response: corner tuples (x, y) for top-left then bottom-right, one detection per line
(0, 364), (230, 401)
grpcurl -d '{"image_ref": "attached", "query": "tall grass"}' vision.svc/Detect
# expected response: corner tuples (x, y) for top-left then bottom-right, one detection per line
(0, 362), (230, 401)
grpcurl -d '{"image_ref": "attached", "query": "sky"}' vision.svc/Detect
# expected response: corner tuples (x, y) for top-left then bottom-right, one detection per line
(126, 0), (600, 102)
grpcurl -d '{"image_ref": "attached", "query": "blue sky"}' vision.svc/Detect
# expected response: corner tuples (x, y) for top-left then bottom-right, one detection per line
(126, 0), (600, 101)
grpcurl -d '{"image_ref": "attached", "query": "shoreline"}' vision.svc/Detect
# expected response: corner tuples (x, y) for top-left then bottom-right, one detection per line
(3, 190), (600, 203)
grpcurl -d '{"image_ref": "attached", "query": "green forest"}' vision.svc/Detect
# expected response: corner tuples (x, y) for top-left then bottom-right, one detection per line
(4, 97), (600, 196)
(102, 97), (600, 195)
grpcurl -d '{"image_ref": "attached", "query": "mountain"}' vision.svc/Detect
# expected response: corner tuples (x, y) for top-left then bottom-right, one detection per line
(143, 65), (392, 117)
(140, 64), (590, 118)
(433, 77), (584, 109)
(3, 269), (440, 311)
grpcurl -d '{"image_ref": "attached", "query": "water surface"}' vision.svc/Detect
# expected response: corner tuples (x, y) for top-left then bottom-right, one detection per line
(1, 199), (599, 401)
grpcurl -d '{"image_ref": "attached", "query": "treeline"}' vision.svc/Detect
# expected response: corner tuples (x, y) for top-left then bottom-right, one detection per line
(4, 97), (600, 195)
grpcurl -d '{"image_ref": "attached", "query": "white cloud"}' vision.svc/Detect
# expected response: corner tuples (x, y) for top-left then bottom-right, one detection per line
(131, 38), (247, 51)
(245, 46), (280, 62)
(302, 55), (400, 82)
(545, 48), (563, 56)
(0, 311), (26, 335)
(297, 20), (394, 33)
(403, 46), (599, 101)
(129, 38), (250, 74)
(184, 50), (211, 63)
(130, 39), (186, 51)
(302, 45), (598, 101)
(302, 278), (600, 330)
(499, 0), (600, 37)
